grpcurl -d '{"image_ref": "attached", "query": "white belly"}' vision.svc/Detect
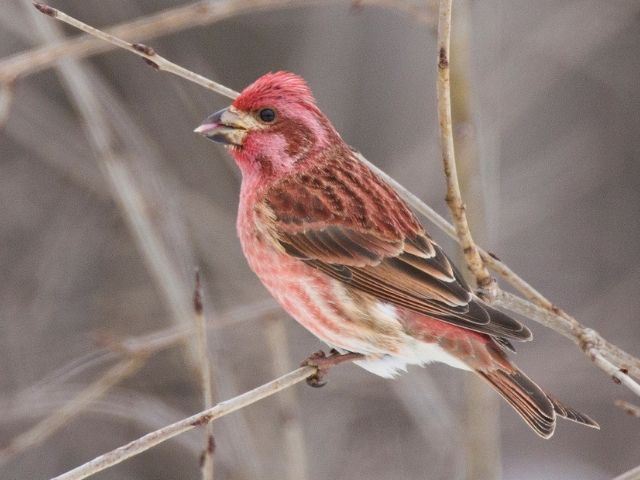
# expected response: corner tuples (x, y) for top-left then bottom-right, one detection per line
(352, 302), (472, 378)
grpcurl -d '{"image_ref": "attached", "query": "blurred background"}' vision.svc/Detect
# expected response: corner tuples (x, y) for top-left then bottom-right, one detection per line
(1, 0), (639, 479)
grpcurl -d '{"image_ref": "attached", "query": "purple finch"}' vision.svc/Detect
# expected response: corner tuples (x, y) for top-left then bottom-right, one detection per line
(195, 71), (597, 438)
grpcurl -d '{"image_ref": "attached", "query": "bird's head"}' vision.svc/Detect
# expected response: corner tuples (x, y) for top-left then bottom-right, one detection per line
(195, 72), (340, 179)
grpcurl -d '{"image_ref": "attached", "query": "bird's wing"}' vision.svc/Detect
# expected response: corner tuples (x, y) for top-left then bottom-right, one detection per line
(258, 161), (531, 341)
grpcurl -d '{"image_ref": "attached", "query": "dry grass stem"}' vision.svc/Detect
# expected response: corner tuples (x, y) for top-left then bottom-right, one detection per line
(265, 318), (309, 480)
(119, 298), (280, 355)
(0, 298), (278, 466)
(27, 2), (199, 354)
(50, 366), (318, 480)
(614, 400), (640, 418)
(0, 357), (145, 466)
(192, 273), (216, 480)
(0, 7), (195, 466)
(613, 465), (640, 480)
(0, 81), (14, 127)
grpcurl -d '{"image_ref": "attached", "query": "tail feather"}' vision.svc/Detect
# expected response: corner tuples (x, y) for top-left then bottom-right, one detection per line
(549, 396), (600, 429)
(478, 368), (598, 438)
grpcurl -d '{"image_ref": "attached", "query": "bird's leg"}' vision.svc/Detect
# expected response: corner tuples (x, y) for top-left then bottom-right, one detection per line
(301, 350), (364, 387)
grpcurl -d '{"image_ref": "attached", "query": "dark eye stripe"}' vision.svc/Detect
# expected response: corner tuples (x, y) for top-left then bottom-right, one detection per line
(259, 108), (276, 123)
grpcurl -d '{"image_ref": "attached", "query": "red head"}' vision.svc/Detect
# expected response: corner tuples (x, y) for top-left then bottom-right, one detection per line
(195, 72), (342, 180)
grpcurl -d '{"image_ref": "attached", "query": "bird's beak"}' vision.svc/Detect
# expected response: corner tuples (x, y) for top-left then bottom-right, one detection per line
(194, 107), (249, 147)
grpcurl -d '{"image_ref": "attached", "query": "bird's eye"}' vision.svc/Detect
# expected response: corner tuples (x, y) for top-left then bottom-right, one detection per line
(258, 108), (276, 123)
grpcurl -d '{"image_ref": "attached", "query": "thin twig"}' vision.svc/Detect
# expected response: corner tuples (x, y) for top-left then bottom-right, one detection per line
(444, 2), (501, 476)
(589, 351), (640, 397)
(33, 0), (640, 396)
(120, 298), (279, 355)
(435, 0), (495, 294)
(27, 1), (199, 356)
(31, 2), (238, 100)
(0, 7), (197, 467)
(366, 160), (640, 381)
(50, 366), (318, 480)
(0, 298), (278, 466)
(0, 0), (432, 105)
(193, 272), (216, 480)
(614, 400), (640, 418)
(0, 357), (145, 465)
(494, 291), (640, 382)
(265, 317), (309, 480)
(613, 465), (640, 480)
(3, 0), (301, 83)
(0, 80), (14, 128)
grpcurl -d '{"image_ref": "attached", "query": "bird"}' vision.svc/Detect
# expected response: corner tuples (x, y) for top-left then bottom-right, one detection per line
(194, 71), (598, 438)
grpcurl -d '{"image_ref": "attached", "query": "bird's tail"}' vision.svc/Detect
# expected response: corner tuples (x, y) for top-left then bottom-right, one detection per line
(477, 367), (599, 438)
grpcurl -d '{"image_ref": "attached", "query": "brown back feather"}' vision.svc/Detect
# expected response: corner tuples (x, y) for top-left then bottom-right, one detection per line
(260, 151), (532, 341)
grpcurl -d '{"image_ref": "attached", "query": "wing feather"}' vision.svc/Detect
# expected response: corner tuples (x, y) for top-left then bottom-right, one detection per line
(260, 160), (532, 341)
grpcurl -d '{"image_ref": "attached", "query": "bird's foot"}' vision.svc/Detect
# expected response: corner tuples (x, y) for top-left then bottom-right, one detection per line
(300, 349), (364, 387)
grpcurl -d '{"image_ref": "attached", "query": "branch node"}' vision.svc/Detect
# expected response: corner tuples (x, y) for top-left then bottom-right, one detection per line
(33, 2), (57, 17)
(143, 58), (160, 70)
(300, 350), (363, 387)
(476, 278), (499, 302)
(191, 414), (212, 428)
(579, 328), (601, 354)
(193, 269), (203, 315)
(132, 43), (156, 56)
(438, 47), (449, 69)
(198, 436), (216, 467)
(614, 399), (640, 418)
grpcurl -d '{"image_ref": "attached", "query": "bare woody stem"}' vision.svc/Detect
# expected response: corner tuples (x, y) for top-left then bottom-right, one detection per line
(32, 2), (239, 99)
(50, 366), (318, 480)
(0, 0), (433, 126)
(192, 273), (216, 480)
(435, 0), (495, 293)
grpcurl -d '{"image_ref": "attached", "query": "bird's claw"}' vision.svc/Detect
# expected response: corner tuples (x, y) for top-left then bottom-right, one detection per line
(301, 350), (329, 387)
(300, 350), (364, 388)
(306, 372), (328, 388)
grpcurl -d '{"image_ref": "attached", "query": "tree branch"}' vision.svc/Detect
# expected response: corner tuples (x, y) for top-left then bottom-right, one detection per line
(50, 366), (318, 480)
(614, 400), (640, 419)
(435, 0), (495, 294)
